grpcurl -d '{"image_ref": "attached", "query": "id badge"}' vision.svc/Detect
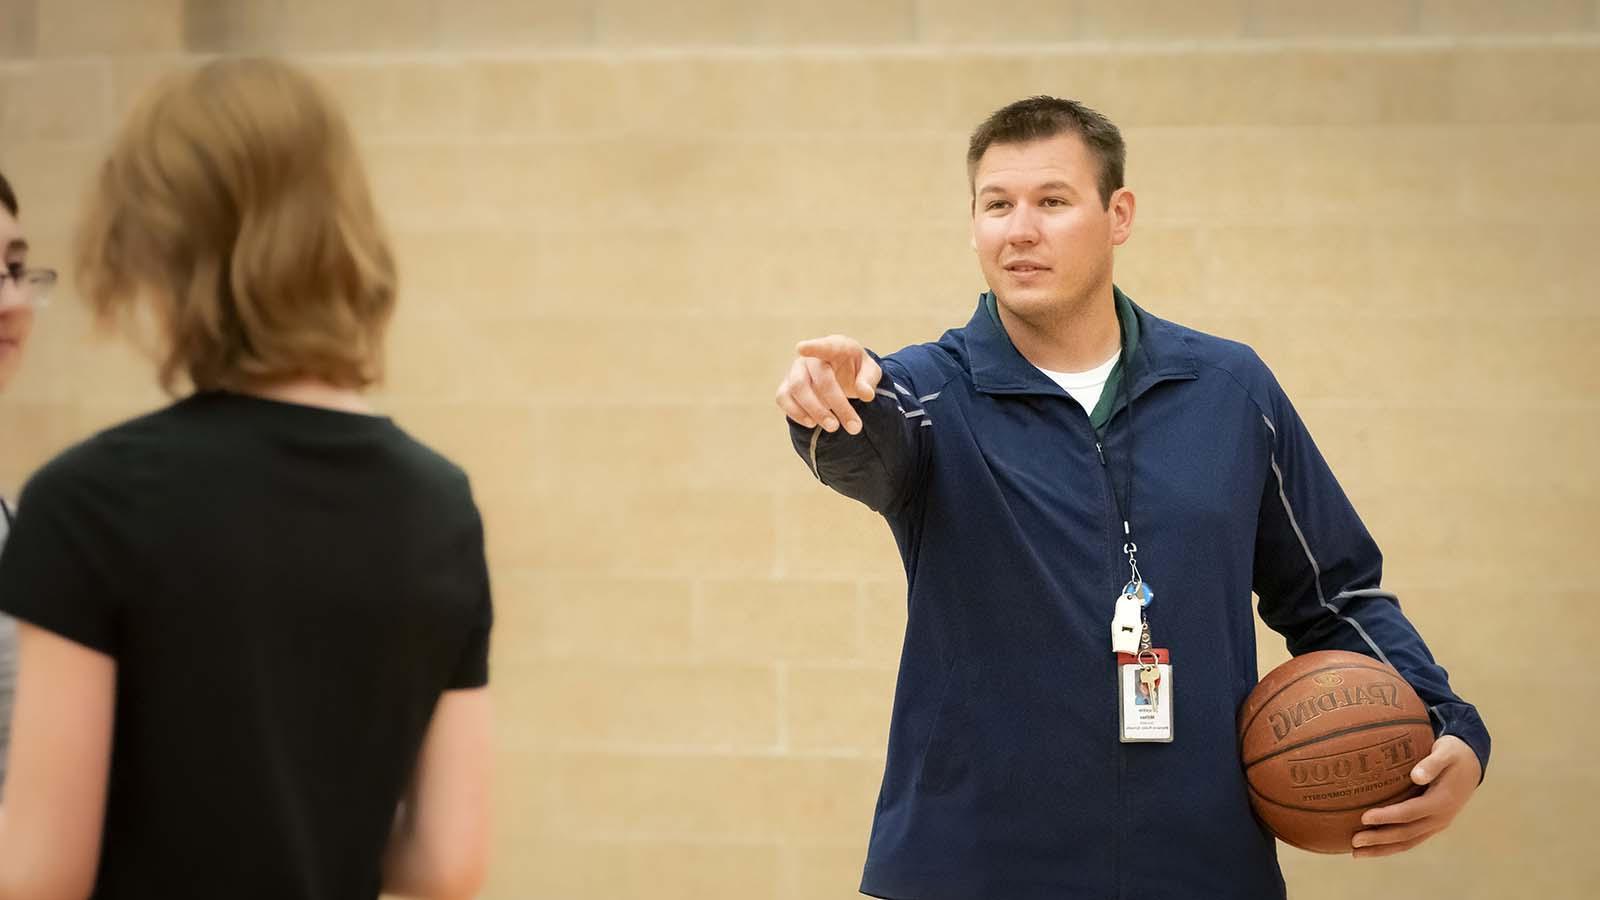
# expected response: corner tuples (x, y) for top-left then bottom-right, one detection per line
(1117, 648), (1173, 743)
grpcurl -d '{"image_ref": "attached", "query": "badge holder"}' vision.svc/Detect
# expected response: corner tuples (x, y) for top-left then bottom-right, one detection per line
(1117, 647), (1173, 743)
(1107, 533), (1173, 743)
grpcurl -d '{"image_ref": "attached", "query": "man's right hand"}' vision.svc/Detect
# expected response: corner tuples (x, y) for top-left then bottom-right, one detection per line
(774, 335), (883, 435)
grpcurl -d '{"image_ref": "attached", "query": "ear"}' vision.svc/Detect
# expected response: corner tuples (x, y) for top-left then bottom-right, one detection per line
(1108, 188), (1136, 247)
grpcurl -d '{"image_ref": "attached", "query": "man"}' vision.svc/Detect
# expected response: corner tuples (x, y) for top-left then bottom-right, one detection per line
(0, 168), (54, 788)
(774, 97), (1488, 899)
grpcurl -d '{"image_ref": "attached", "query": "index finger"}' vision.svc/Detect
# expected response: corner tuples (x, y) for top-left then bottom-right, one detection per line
(796, 335), (861, 366)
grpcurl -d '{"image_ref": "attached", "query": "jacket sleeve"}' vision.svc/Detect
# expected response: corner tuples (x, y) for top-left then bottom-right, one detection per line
(1251, 372), (1491, 779)
(786, 353), (931, 516)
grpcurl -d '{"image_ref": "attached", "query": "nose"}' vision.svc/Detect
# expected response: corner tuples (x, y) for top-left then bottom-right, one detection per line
(1004, 204), (1040, 246)
(0, 276), (22, 311)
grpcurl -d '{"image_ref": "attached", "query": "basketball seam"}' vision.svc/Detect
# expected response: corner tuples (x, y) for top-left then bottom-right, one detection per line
(1246, 779), (1420, 815)
(1242, 717), (1433, 769)
(1237, 659), (1400, 742)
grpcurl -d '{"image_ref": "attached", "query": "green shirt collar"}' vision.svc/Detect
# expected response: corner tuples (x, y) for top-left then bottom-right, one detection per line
(982, 286), (1141, 431)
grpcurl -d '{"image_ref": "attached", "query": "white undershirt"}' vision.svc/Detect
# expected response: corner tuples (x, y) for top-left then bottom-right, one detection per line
(1036, 351), (1120, 417)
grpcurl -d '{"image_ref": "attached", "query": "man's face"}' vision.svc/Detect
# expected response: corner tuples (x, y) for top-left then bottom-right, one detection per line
(0, 208), (36, 391)
(970, 133), (1132, 320)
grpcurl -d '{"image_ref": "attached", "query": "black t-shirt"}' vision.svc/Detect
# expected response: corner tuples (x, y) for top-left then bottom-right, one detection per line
(0, 392), (492, 899)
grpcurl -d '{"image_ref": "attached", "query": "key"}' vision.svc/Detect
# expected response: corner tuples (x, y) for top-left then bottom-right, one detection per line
(1139, 665), (1161, 713)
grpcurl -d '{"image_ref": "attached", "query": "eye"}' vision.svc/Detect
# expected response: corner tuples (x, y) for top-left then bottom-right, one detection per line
(1042, 197), (1069, 207)
(985, 200), (1011, 211)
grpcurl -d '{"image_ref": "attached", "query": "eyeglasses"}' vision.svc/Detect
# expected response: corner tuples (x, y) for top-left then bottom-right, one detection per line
(0, 267), (57, 308)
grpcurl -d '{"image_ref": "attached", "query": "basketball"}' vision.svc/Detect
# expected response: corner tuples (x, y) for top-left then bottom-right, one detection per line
(1238, 650), (1434, 853)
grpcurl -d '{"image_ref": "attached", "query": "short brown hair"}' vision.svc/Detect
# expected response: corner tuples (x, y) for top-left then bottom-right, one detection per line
(0, 170), (17, 217)
(967, 96), (1126, 208)
(76, 57), (396, 394)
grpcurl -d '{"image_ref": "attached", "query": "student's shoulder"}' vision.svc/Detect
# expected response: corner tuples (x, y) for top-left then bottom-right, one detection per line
(380, 425), (477, 502)
(16, 405), (180, 507)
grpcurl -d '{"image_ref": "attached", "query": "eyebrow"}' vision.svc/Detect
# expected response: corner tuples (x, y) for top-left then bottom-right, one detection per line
(4, 239), (27, 255)
(977, 180), (1081, 197)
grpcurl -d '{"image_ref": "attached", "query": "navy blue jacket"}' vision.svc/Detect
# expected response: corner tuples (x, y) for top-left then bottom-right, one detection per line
(788, 290), (1490, 900)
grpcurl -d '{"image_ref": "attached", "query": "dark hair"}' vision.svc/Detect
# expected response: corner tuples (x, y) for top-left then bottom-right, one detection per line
(0, 170), (16, 217)
(967, 96), (1125, 208)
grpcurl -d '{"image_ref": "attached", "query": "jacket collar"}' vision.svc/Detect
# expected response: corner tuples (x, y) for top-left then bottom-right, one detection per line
(965, 285), (1198, 398)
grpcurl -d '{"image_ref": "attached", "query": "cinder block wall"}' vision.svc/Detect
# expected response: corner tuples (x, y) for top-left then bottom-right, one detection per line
(2, 2), (1596, 897)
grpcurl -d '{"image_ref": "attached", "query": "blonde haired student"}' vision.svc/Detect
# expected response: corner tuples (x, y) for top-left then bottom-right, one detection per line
(0, 59), (492, 900)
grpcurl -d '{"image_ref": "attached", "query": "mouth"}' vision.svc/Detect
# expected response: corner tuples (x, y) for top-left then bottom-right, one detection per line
(1004, 263), (1051, 275)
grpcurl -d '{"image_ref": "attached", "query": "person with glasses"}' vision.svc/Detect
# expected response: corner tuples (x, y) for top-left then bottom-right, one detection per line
(0, 61), (492, 900)
(0, 172), (55, 397)
(0, 168), (56, 792)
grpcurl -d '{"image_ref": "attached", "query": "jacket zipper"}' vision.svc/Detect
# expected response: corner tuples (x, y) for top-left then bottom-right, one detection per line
(1094, 372), (1190, 900)
(1093, 434), (1128, 900)
(1079, 374), (1192, 899)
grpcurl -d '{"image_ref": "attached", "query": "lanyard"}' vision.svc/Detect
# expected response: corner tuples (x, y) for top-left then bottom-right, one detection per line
(1102, 341), (1139, 594)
